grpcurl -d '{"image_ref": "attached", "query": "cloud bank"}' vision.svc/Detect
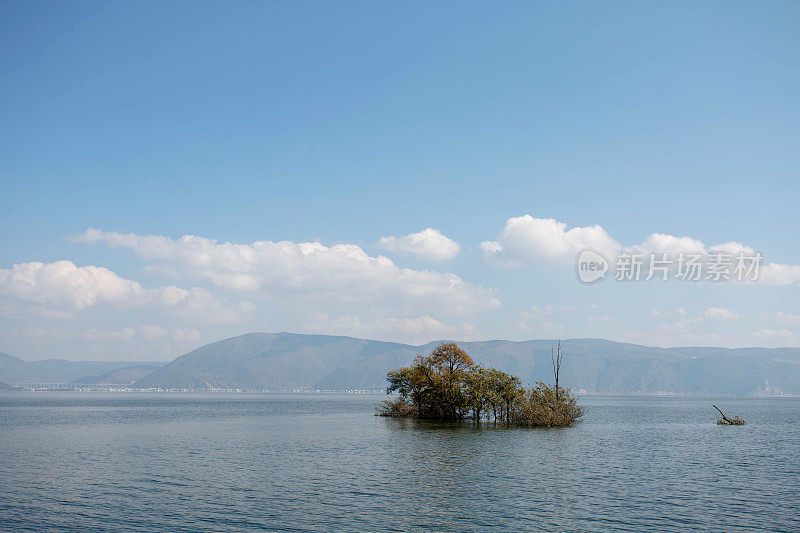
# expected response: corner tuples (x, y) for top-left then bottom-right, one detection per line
(74, 229), (498, 314)
(481, 215), (800, 286)
(0, 260), (253, 322)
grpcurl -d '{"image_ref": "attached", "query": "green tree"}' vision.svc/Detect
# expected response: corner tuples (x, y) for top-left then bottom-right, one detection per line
(378, 342), (583, 427)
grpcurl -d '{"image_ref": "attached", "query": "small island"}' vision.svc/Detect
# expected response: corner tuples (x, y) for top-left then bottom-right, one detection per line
(378, 341), (583, 427)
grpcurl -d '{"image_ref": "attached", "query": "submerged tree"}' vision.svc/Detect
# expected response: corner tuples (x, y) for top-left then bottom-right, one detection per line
(378, 342), (583, 427)
(713, 404), (745, 425)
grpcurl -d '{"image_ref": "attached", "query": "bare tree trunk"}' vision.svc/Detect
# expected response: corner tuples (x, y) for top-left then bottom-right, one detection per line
(552, 340), (563, 403)
(713, 404), (732, 423)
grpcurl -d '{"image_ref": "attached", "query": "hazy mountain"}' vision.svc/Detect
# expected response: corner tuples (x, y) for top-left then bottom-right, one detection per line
(4, 335), (798, 395)
(0, 353), (165, 384)
(133, 333), (800, 396)
(74, 365), (159, 385)
(0, 381), (18, 390)
(133, 333), (417, 390)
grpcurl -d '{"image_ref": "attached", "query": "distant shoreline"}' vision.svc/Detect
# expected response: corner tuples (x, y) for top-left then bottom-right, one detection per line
(3, 387), (798, 398)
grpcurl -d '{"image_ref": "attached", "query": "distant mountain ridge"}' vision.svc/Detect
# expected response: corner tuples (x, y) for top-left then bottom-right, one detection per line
(133, 333), (416, 390)
(0, 352), (165, 385)
(3, 334), (800, 395)
(134, 333), (800, 396)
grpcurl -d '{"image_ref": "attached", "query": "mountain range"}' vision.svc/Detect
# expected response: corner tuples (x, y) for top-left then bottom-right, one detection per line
(3, 333), (800, 395)
(0, 352), (165, 386)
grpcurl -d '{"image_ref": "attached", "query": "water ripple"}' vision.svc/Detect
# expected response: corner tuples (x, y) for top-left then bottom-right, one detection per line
(1, 393), (798, 532)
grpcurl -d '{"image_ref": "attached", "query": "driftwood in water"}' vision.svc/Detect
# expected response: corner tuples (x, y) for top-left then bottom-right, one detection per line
(713, 404), (745, 425)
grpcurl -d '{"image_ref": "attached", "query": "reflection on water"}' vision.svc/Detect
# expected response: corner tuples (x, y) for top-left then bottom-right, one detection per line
(1, 393), (798, 532)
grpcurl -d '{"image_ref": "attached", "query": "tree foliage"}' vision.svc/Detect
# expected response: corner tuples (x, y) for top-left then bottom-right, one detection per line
(378, 342), (583, 427)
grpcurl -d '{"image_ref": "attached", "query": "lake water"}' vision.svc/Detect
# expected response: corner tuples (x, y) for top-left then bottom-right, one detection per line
(1, 393), (798, 532)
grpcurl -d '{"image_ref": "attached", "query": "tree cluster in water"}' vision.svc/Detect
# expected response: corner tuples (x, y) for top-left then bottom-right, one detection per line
(377, 342), (583, 427)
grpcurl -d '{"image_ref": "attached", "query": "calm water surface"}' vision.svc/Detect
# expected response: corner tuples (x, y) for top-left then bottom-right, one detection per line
(1, 393), (798, 532)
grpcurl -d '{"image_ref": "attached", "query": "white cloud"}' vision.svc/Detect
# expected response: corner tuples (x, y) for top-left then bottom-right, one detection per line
(6, 324), (200, 344)
(301, 313), (476, 345)
(81, 328), (137, 342)
(169, 327), (202, 342)
(138, 324), (201, 343)
(704, 307), (739, 320)
(150, 286), (256, 323)
(482, 215), (800, 286)
(758, 263), (800, 286)
(708, 242), (758, 256)
(0, 261), (143, 311)
(137, 324), (168, 341)
(479, 240), (503, 255)
(0, 260), (252, 322)
(377, 228), (460, 261)
(652, 307), (687, 317)
(4, 324), (205, 360)
(587, 316), (613, 324)
(748, 328), (797, 343)
(623, 329), (728, 348)
(480, 216), (621, 266)
(73, 229), (498, 314)
(761, 311), (800, 326)
(629, 233), (707, 256)
(629, 234), (756, 258)
(511, 306), (567, 337)
(622, 306), (800, 348)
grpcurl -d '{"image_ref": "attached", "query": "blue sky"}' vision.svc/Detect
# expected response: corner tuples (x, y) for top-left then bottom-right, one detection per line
(1, 1), (798, 360)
